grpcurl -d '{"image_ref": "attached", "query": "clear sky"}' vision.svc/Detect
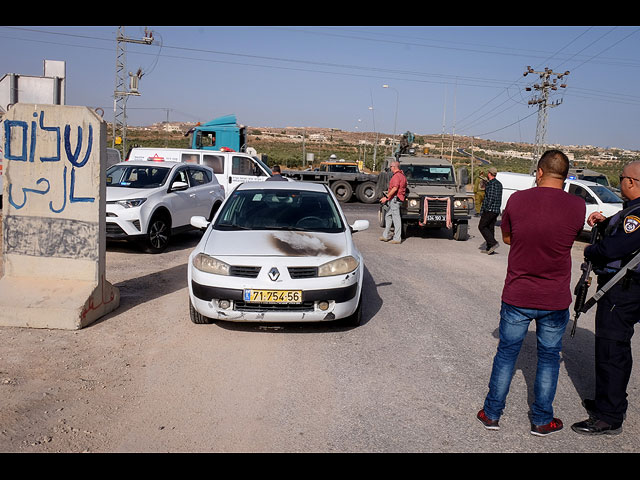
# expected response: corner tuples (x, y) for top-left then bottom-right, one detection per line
(2, 25), (639, 150)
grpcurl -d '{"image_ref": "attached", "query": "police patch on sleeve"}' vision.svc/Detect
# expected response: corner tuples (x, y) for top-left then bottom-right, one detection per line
(624, 215), (640, 233)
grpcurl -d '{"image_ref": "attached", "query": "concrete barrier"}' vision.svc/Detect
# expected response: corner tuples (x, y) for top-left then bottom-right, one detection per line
(0, 104), (119, 329)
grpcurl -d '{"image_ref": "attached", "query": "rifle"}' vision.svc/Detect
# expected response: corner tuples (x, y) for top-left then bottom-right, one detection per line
(571, 226), (599, 337)
(571, 224), (640, 337)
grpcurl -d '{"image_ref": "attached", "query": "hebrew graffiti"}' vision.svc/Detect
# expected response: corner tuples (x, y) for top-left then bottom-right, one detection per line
(4, 109), (95, 213)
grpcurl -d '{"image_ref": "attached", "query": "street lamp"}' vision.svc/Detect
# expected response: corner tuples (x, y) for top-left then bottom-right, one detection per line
(382, 84), (399, 154)
(369, 105), (378, 171)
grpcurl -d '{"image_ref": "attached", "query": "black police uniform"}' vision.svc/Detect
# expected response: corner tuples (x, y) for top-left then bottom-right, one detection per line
(582, 196), (640, 427)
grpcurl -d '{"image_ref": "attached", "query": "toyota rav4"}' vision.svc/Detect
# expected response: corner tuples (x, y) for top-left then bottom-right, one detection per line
(106, 161), (225, 253)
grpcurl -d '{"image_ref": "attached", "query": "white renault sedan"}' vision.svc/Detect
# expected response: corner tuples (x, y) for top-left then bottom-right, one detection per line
(187, 181), (369, 326)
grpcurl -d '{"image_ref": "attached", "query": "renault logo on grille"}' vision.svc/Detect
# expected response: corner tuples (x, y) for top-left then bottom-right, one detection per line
(268, 267), (280, 281)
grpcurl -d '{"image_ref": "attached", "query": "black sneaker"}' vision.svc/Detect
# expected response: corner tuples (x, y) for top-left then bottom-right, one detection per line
(530, 418), (563, 436)
(477, 409), (500, 430)
(571, 418), (622, 436)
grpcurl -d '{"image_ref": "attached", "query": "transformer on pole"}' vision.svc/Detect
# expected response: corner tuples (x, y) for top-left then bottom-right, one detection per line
(523, 66), (569, 171)
(113, 26), (155, 158)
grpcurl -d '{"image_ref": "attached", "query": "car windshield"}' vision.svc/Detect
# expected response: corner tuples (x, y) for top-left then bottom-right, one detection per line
(591, 185), (623, 204)
(214, 189), (345, 233)
(401, 165), (454, 183)
(106, 165), (171, 188)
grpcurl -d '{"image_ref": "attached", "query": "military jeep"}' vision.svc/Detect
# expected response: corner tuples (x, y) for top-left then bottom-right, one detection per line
(377, 153), (474, 240)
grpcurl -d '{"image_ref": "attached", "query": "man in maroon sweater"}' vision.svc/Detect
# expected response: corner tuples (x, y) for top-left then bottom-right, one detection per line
(477, 150), (586, 436)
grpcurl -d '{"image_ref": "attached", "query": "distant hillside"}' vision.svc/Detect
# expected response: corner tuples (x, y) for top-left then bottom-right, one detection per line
(120, 122), (639, 187)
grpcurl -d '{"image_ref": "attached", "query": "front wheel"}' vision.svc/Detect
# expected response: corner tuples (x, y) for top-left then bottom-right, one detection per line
(145, 214), (171, 253)
(189, 299), (214, 324)
(453, 222), (468, 241)
(341, 292), (363, 327)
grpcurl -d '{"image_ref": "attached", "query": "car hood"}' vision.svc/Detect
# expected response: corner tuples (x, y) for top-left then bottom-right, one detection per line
(106, 186), (159, 201)
(202, 229), (350, 258)
(407, 184), (463, 196)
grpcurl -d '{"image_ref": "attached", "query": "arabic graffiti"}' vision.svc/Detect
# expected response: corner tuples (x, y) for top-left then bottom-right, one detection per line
(4, 215), (99, 260)
(4, 109), (95, 212)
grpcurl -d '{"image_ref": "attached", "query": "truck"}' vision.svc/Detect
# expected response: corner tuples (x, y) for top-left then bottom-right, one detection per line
(282, 158), (379, 203)
(184, 114), (248, 153)
(496, 171), (623, 232)
(126, 146), (273, 196)
(377, 152), (474, 240)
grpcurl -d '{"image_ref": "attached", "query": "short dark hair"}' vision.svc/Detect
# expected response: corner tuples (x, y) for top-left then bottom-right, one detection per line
(537, 149), (569, 179)
(271, 165), (281, 173)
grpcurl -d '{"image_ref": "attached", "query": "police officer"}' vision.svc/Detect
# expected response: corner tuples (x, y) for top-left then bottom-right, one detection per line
(572, 160), (640, 436)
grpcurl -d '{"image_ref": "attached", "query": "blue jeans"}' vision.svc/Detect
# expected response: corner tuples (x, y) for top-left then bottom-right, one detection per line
(483, 302), (569, 426)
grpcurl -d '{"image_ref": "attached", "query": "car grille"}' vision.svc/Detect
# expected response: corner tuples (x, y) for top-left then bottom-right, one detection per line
(288, 266), (318, 279)
(423, 198), (450, 215)
(229, 266), (261, 278)
(234, 301), (315, 312)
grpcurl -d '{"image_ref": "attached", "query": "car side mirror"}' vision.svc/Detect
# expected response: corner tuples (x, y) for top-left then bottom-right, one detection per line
(350, 220), (369, 233)
(191, 216), (210, 230)
(170, 181), (189, 192)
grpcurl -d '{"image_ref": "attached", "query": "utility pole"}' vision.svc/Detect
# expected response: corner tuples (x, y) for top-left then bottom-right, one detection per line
(523, 66), (569, 171)
(113, 26), (155, 157)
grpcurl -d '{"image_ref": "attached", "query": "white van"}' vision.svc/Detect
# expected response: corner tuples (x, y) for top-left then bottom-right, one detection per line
(496, 171), (623, 231)
(127, 147), (273, 195)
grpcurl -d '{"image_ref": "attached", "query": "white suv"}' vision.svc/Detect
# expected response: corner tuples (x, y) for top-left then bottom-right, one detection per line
(106, 161), (225, 253)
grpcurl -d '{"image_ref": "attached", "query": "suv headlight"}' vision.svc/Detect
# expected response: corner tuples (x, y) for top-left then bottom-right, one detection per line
(318, 256), (359, 277)
(193, 253), (230, 275)
(454, 198), (469, 209)
(117, 198), (147, 208)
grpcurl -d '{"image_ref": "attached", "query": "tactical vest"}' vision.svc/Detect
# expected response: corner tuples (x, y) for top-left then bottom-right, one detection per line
(598, 202), (640, 276)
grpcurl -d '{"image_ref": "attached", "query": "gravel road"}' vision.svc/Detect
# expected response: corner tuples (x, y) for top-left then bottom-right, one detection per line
(1, 205), (639, 453)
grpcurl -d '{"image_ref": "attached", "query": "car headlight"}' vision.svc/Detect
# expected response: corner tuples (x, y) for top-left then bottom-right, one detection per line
(318, 256), (359, 277)
(408, 199), (420, 208)
(192, 253), (230, 275)
(454, 199), (469, 209)
(116, 198), (147, 208)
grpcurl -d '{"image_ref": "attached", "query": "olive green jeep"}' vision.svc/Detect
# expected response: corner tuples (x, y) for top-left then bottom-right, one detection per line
(377, 153), (474, 240)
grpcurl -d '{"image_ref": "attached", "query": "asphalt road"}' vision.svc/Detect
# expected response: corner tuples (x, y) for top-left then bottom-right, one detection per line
(1, 202), (639, 453)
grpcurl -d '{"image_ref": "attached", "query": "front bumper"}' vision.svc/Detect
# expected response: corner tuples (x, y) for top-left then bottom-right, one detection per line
(188, 261), (362, 322)
(105, 204), (144, 238)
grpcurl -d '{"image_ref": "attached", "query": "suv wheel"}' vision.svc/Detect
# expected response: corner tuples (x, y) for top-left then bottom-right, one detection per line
(145, 214), (171, 253)
(453, 222), (468, 241)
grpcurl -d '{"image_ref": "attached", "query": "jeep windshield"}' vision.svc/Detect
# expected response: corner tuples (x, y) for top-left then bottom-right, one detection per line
(401, 165), (455, 184)
(214, 189), (345, 233)
(106, 165), (171, 188)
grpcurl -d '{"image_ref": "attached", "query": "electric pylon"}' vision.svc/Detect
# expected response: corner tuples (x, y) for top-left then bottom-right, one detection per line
(523, 66), (569, 171)
(113, 26), (155, 157)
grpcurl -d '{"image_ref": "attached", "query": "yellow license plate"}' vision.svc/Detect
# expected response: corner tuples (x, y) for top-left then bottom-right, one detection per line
(243, 289), (302, 304)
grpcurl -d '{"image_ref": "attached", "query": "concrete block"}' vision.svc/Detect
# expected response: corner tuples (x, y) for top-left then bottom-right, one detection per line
(0, 104), (119, 329)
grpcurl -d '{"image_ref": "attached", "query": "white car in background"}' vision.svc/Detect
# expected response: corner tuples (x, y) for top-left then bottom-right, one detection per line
(497, 172), (623, 231)
(187, 181), (369, 326)
(106, 161), (225, 253)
